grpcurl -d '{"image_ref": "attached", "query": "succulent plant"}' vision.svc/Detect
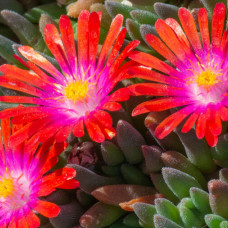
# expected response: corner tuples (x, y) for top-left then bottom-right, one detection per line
(65, 114), (228, 228)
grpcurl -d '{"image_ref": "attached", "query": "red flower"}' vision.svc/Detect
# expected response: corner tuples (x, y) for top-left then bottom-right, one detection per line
(128, 3), (228, 146)
(0, 11), (139, 145)
(0, 118), (79, 227)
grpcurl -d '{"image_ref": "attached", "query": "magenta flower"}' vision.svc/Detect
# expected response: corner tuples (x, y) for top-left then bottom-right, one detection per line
(0, 11), (139, 145)
(128, 3), (228, 146)
(0, 118), (79, 227)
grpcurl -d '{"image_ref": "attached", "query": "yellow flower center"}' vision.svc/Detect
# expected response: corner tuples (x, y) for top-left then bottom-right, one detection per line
(196, 69), (220, 91)
(64, 80), (89, 103)
(0, 177), (14, 198)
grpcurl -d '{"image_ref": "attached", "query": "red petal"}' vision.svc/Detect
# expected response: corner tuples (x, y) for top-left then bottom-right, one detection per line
(108, 88), (130, 102)
(102, 102), (121, 111)
(72, 119), (84, 138)
(17, 217), (29, 228)
(55, 124), (74, 142)
(195, 108), (210, 139)
(219, 105), (228, 121)
(32, 200), (60, 218)
(198, 8), (210, 52)
(1, 118), (11, 149)
(9, 117), (52, 146)
(205, 128), (218, 147)
(182, 112), (199, 133)
(25, 210), (40, 228)
(18, 46), (64, 83)
(106, 28), (127, 66)
(129, 51), (182, 78)
(208, 108), (222, 136)
(178, 7), (203, 54)
(155, 19), (189, 63)
(41, 167), (76, 184)
(164, 18), (192, 53)
(211, 3), (225, 53)
(128, 83), (186, 96)
(97, 14), (123, 69)
(132, 97), (193, 116)
(127, 66), (184, 85)
(145, 34), (181, 67)
(59, 15), (77, 74)
(0, 76), (43, 97)
(85, 115), (105, 142)
(44, 24), (71, 75)
(57, 179), (80, 189)
(77, 10), (90, 70)
(88, 12), (100, 70)
(109, 40), (140, 81)
(93, 110), (112, 127)
(155, 106), (194, 138)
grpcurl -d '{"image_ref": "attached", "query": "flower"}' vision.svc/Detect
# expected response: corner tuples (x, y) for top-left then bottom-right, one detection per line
(0, 11), (139, 145)
(128, 3), (228, 147)
(0, 118), (79, 227)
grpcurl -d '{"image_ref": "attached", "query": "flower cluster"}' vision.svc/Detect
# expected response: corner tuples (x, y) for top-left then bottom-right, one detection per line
(0, 2), (228, 226)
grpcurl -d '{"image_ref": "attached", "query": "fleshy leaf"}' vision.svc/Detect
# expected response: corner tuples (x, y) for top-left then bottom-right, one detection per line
(91, 184), (156, 206)
(117, 120), (145, 164)
(80, 202), (125, 228)
(162, 167), (202, 199)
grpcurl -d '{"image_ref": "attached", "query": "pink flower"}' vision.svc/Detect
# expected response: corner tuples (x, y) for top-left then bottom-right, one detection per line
(128, 3), (228, 146)
(0, 118), (79, 227)
(0, 11), (139, 145)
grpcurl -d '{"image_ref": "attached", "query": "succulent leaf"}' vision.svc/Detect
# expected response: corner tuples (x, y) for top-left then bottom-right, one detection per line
(162, 167), (202, 199)
(153, 215), (183, 228)
(117, 120), (145, 164)
(80, 202), (125, 228)
(133, 202), (156, 228)
(154, 198), (181, 225)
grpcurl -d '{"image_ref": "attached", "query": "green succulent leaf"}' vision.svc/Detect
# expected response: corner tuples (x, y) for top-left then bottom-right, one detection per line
(153, 3), (179, 21)
(177, 130), (216, 173)
(105, 1), (136, 21)
(130, 10), (158, 24)
(161, 151), (207, 188)
(178, 205), (204, 228)
(24, 3), (66, 23)
(153, 215), (183, 228)
(1, 10), (46, 52)
(190, 187), (211, 214)
(205, 214), (226, 228)
(0, 0), (24, 24)
(123, 213), (141, 227)
(133, 202), (156, 228)
(0, 35), (22, 66)
(162, 167), (202, 199)
(121, 164), (152, 186)
(80, 202), (125, 228)
(211, 134), (228, 160)
(155, 198), (181, 225)
(150, 173), (179, 203)
(220, 221), (228, 228)
(101, 141), (124, 166)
